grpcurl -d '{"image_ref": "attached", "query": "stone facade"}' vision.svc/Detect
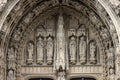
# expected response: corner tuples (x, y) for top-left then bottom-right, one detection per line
(0, 0), (120, 80)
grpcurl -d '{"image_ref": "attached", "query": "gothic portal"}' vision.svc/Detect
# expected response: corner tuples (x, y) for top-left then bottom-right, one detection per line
(0, 0), (120, 80)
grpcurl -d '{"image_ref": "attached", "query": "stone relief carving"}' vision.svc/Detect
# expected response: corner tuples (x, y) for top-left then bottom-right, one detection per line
(0, 0), (7, 11)
(99, 25), (109, 40)
(46, 35), (54, 65)
(106, 47), (115, 80)
(89, 40), (97, 64)
(7, 70), (14, 80)
(106, 47), (114, 68)
(36, 36), (44, 64)
(77, 24), (86, 36)
(115, 5), (120, 17)
(109, 0), (120, 6)
(57, 70), (66, 80)
(24, 12), (35, 23)
(27, 42), (34, 64)
(109, 68), (115, 80)
(79, 36), (86, 64)
(69, 35), (76, 64)
(1, 0), (118, 80)
(13, 27), (22, 41)
(8, 47), (16, 70)
(0, 58), (4, 80)
(89, 11), (98, 23)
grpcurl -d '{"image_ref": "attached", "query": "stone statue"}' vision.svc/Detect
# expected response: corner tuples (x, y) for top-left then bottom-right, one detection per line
(24, 12), (34, 23)
(8, 47), (15, 69)
(57, 69), (66, 80)
(107, 47), (114, 68)
(37, 36), (44, 64)
(57, 72), (66, 80)
(7, 70), (14, 80)
(0, 0), (7, 11)
(89, 41), (96, 64)
(115, 4), (120, 17)
(46, 36), (53, 65)
(27, 42), (34, 64)
(100, 26), (108, 39)
(69, 36), (76, 64)
(79, 36), (86, 64)
(13, 27), (21, 41)
(109, 68), (115, 80)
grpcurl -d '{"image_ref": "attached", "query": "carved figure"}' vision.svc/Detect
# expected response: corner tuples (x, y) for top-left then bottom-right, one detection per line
(79, 36), (86, 64)
(8, 47), (15, 69)
(89, 41), (96, 64)
(100, 26), (108, 39)
(107, 48), (114, 68)
(69, 36), (76, 64)
(57, 70), (66, 80)
(13, 27), (21, 41)
(24, 12), (34, 23)
(0, 0), (7, 11)
(37, 36), (44, 64)
(46, 36), (53, 65)
(27, 42), (34, 64)
(7, 70), (14, 80)
(109, 68), (115, 80)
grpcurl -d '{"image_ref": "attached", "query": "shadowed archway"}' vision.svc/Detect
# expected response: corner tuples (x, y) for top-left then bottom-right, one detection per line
(29, 78), (53, 80)
(70, 78), (96, 80)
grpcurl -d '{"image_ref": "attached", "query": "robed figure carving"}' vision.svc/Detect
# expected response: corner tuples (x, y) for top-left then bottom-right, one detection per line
(8, 47), (16, 69)
(89, 41), (97, 64)
(107, 47), (114, 68)
(69, 35), (76, 64)
(46, 36), (54, 65)
(7, 70), (14, 80)
(57, 70), (66, 80)
(55, 12), (66, 71)
(79, 36), (86, 64)
(37, 36), (44, 64)
(27, 42), (34, 64)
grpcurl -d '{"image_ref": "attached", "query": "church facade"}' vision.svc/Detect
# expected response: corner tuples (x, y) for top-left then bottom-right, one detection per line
(0, 0), (120, 80)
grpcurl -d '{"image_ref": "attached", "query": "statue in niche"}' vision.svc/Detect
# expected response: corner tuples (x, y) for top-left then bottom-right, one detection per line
(8, 47), (16, 69)
(27, 42), (34, 64)
(89, 41), (97, 64)
(69, 35), (76, 64)
(37, 36), (44, 64)
(7, 70), (14, 80)
(100, 26), (108, 39)
(13, 27), (22, 41)
(79, 36), (86, 64)
(109, 68), (115, 80)
(46, 36), (54, 65)
(107, 47), (114, 68)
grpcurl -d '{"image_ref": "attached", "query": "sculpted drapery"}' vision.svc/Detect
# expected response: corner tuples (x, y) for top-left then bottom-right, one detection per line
(27, 42), (34, 64)
(36, 36), (44, 64)
(69, 36), (76, 64)
(79, 36), (86, 64)
(46, 36), (54, 65)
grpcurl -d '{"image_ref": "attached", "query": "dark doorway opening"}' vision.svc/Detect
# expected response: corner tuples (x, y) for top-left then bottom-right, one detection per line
(70, 78), (96, 80)
(29, 78), (53, 80)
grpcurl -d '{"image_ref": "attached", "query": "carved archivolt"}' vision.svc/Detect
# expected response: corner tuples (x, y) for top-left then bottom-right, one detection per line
(3, 1), (117, 80)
